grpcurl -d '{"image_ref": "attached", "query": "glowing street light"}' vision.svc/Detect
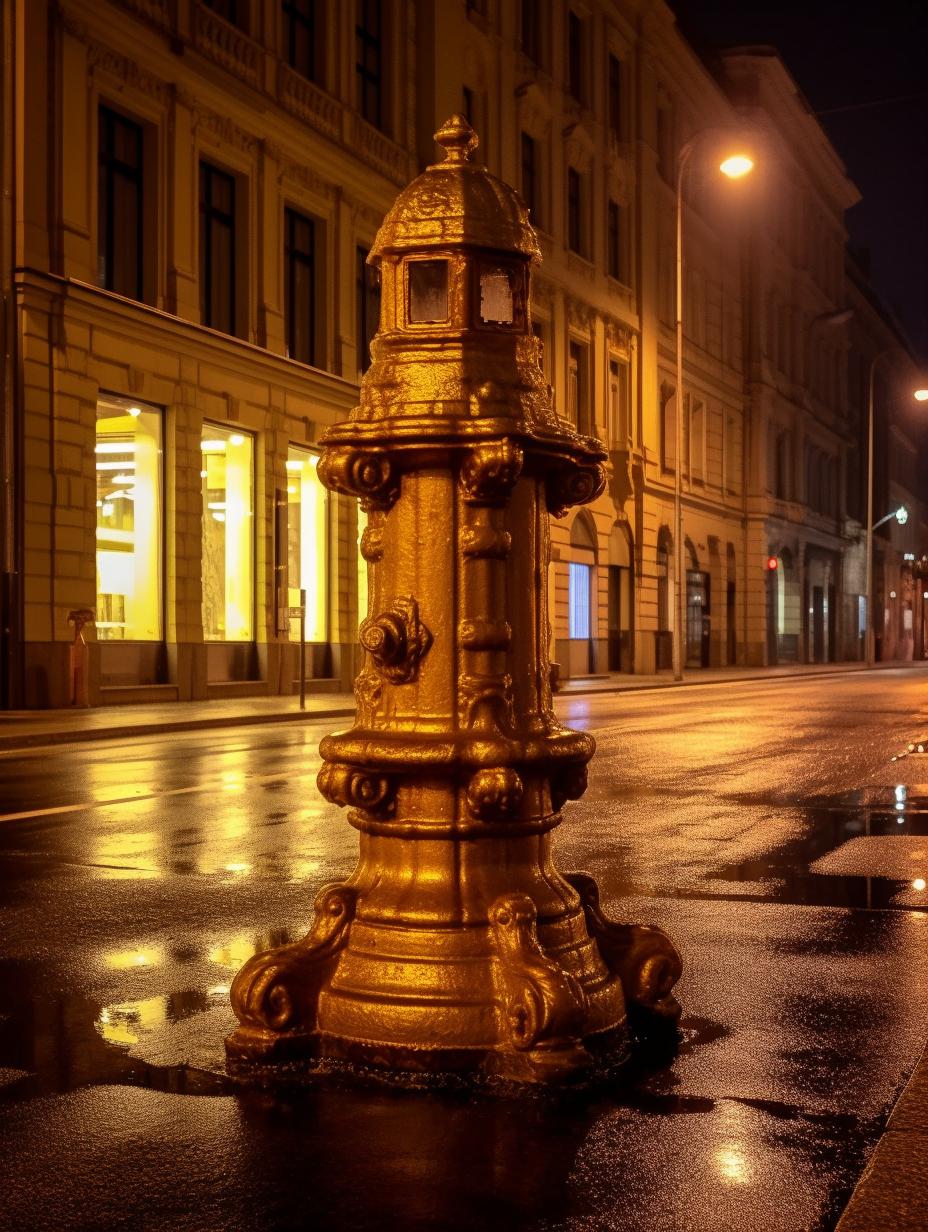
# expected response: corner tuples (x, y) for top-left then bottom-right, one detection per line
(914, 389), (928, 402)
(673, 134), (754, 681)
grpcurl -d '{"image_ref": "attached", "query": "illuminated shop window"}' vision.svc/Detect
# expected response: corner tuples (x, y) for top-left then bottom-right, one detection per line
(569, 562), (592, 639)
(286, 447), (328, 642)
(201, 425), (254, 641)
(95, 397), (162, 640)
(408, 260), (448, 323)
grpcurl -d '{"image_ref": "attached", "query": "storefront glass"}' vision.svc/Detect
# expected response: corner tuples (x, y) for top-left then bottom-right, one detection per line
(286, 447), (328, 642)
(95, 396), (162, 640)
(201, 425), (254, 641)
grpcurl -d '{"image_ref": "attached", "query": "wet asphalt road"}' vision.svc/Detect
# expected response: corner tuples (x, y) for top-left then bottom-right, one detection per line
(2, 668), (928, 1231)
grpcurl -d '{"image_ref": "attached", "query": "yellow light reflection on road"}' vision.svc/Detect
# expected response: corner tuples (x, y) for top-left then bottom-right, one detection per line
(103, 945), (164, 971)
(715, 1145), (752, 1184)
(209, 936), (257, 969)
(96, 996), (166, 1046)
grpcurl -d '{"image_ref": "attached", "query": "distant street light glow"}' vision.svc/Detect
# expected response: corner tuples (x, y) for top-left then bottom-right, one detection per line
(720, 154), (754, 178)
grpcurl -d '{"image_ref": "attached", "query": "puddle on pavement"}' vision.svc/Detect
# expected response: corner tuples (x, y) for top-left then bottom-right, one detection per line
(711, 785), (928, 911)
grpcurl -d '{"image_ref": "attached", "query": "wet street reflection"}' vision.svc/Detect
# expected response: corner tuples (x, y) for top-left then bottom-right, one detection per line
(3, 674), (928, 1228)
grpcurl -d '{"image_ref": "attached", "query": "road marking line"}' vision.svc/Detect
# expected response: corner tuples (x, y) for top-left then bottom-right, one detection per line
(0, 769), (316, 824)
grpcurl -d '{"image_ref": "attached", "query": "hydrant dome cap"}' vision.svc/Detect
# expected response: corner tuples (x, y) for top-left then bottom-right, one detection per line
(368, 115), (541, 263)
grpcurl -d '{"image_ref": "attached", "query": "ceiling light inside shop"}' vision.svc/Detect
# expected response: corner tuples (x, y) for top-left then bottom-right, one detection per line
(285, 459), (305, 471)
(96, 442), (137, 454)
(229, 434), (246, 446)
(127, 406), (142, 417)
(96, 460), (137, 471)
(201, 440), (227, 452)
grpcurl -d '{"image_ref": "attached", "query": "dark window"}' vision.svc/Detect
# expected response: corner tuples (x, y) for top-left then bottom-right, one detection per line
(521, 0), (540, 62)
(608, 54), (622, 137)
(202, 0), (246, 29)
(657, 103), (675, 182)
(567, 167), (582, 254)
(199, 162), (237, 336)
(285, 208), (316, 366)
(521, 132), (538, 224)
(408, 260), (448, 324)
(98, 106), (144, 301)
(567, 11), (583, 102)
(607, 200), (621, 280)
(569, 341), (590, 434)
(466, 0), (487, 15)
(356, 247), (381, 374)
(462, 86), (474, 124)
(356, 0), (383, 131)
(284, 0), (322, 84)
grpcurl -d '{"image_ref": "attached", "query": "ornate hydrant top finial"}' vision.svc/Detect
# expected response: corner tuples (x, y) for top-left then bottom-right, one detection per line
(434, 114), (479, 164)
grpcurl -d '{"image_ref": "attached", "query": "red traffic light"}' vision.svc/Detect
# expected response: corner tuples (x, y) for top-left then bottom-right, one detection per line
(766, 556), (778, 571)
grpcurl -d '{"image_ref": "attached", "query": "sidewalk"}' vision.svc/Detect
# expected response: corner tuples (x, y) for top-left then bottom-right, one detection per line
(0, 659), (924, 751)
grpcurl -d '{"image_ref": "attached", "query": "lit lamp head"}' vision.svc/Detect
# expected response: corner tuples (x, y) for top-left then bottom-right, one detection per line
(719, 154), (754, 179)
(914, 389), (928, 403)
(896, 506), (909, 526)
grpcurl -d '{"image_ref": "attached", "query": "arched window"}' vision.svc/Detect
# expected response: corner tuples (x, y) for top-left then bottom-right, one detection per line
(656, 529), (672, 632)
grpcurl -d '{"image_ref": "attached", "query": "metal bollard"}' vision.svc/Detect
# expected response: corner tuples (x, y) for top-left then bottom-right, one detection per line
(67, 609), (95, 707)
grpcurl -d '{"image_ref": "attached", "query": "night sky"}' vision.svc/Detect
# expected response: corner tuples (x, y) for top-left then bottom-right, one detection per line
(669, 0), (928, 363)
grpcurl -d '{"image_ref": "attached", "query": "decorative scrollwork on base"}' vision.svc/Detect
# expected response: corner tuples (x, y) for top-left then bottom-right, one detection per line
(565, 872), (682, 1026)
(317, 762), (396, 816)
(318, 447), (400, 510)
(466, 767), (524, 821)
(360, 596), (432, 683)
(550, 764), (589, 811)
(228, 883), (356, 1036)
(546, 462), (606, 518)
(460, 440), (524, 505)
(490, 892), (587, 1053)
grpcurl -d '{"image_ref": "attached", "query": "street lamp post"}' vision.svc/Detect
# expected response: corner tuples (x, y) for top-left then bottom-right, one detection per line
(673, 138), (753, 681)
(865, 362), (925, 666)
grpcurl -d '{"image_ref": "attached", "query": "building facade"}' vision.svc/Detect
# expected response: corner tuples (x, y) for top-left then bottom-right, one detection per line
(2, 0), (924, 708)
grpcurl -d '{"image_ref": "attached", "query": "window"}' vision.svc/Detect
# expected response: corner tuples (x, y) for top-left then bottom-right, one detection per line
(407, 260), (448, 324)
(199, 162), (237, 336)
(567, 11), (583, 102)
(608, 54), (622, 138)
(607, 200), (622, 281)
(285, 207), (318, 366)
(661, 387), (676, 472)
(774, 430), (790, 500)
(95, 396), (162, 641)
(201, 425), (254, 641)
(657, 537), (670, 631)
(202, 0), (247, 28)
(567, 167), (583, 255)
(521, 0), (541, 62)
(568, 341), (590, 434)
(657, 101), (675, 182)
(724, 414), (739, 493)
(356, 247), (381, 375)
(98, 106), (144, 300)
(689, 398), (705, 483)
(287, 447), (328, 642)
(609, 359), (628, 446)
(521, 132), (539, 225)
(569, 562), (592, 639)
(532, 318), (550, 380)
(284, 0), (323, 84)
(356, 0), (383, 131)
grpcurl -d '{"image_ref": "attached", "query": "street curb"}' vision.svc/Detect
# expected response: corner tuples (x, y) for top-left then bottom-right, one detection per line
(0, 705), (357, 751)
(0, 661), (921, 752)
(835, 1041), (928, 1232)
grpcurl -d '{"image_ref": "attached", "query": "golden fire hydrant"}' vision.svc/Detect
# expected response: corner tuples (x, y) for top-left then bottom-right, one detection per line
(226, 117), (681, 1083)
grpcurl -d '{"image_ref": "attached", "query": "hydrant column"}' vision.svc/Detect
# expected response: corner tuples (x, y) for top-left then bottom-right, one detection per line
(226, 117), (681, 1083)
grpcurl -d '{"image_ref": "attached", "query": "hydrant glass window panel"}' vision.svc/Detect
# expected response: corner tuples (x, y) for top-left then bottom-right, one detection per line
(479, 265), (514, 324)
(201, 424), (254, 641)
(95, 396), (162, 641)
(407, 259), (449, 323)
(286, 447), (328, 642)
